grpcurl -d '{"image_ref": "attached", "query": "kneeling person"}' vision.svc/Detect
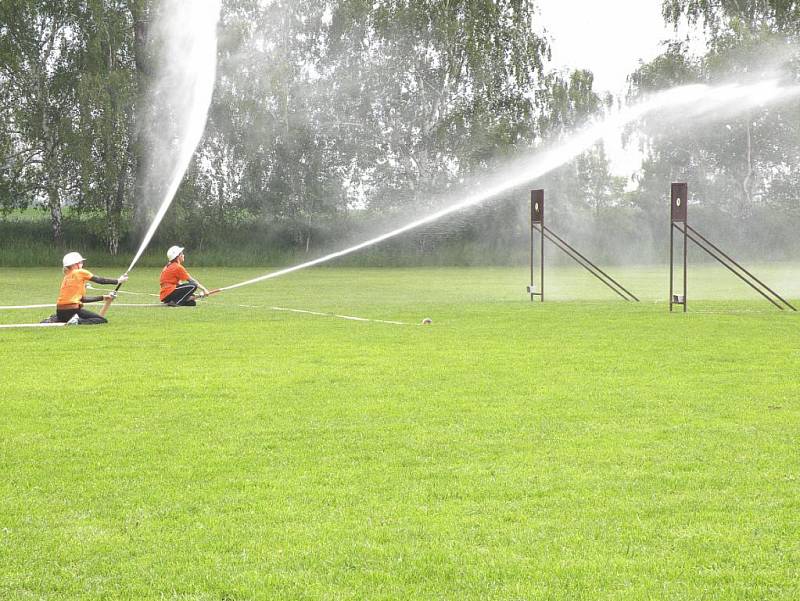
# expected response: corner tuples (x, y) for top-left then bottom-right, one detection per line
(160, 246), (211, 307)
(56, 252), (128, 325)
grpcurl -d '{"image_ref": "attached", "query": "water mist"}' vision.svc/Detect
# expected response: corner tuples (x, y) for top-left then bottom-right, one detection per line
(126, 0), (221, 273)
(220, 79), (800, 292)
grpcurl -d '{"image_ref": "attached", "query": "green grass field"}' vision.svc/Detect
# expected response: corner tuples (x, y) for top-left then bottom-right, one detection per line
(1, 264), (799, 600)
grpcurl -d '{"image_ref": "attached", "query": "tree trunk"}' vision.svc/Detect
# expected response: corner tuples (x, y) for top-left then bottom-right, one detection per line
(741, 118), (753, 218)
(131, 2), (151, 231)
(47, 186), (63, 243)
(104, 30), (125, 257)
(107, 152), (128, 255)
(217, 157), (226, 224)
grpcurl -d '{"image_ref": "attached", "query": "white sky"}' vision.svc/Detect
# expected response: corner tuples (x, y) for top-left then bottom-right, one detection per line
(536, 0), (680, 95)
(535, 0), (708, 179)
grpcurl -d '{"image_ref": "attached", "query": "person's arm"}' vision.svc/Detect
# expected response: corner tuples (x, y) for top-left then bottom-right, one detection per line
(187, 275), (210, 295)
(80, 295), (105, 303)
(176, 264), (207, 294)
(90, 274), (128, 285)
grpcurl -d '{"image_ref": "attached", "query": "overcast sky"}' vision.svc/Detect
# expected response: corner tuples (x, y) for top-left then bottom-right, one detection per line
(536, 0), (685, 95)
(535, 0), (707, 178)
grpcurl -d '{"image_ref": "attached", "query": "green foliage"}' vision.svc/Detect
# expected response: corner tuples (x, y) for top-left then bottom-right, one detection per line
(0, 0), (633, 263)
(537, 69), (604, 135)
(201, 0), (551, 232)
(68, 0), (138, 254)
(662, 0), (800, 37)
(3, 0), (797, 267)
(0, 0), (85, 239)
(628, 5), (800, 225)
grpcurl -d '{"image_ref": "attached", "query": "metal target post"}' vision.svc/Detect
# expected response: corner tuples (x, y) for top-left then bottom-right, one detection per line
(668, 182), (795, 312)
(669, 182), (688, 312)
(527, 189), (638, 303)
(528, 189), (544, 302)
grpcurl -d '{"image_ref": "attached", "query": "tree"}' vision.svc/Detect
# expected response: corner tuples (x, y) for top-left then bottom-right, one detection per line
(627, 3), (800, 219)
(195, 0), (553, 253)
(662, 0), (800, 38)
(537, 69), (626, 220)
(69, 0), (138, 254)
(0, 0), (624, 262)
(322, 0), (549, 210)
(117, 0), (151, 237)
(0, 0), (83, 242)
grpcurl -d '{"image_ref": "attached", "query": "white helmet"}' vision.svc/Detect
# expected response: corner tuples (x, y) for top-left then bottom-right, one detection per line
(62, 251), (86, 268)
(167, 245), (185, 261)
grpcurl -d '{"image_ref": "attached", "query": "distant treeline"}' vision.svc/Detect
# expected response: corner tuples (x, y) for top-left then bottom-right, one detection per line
(3, 195), (798, 268)
(1, 1), (798, 264)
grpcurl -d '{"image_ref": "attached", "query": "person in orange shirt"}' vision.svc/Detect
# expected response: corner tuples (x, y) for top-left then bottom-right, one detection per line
(159, 245), (212, 307)
(55, 252), (128, 325)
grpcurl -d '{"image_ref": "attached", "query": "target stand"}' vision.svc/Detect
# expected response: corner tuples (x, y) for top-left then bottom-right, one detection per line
(528, 189), (638, 302)
(669, 182), (796, 312)
(669, 183), (688, 312)
(527, 190), (545, 301)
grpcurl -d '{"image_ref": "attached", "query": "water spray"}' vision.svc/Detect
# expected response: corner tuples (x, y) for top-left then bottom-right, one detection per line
(215, 80), (800, 294)
(3, 78), (799, 326)
(103, 0), (221, 317)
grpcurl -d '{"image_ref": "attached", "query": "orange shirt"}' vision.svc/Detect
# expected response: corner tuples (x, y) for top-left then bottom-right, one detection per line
(160, 262), (191, 301)
(57, 268), (93, 307)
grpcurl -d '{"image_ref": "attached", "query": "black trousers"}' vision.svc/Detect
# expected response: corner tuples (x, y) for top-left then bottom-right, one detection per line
(56, 307), (107, 325)
(162, 283), (197, 306)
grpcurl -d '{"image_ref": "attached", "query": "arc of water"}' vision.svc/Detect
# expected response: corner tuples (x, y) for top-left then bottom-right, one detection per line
(219, 80), (800, 293)
(125, 0), (221, 275)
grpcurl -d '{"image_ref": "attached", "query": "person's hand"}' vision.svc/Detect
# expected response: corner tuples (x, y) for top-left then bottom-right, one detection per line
(103, 294), (115, 301)
(118, 273), (129, 283)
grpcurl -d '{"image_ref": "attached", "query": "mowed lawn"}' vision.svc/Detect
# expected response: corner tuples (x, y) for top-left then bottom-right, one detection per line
(1, 265), (799, 600)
